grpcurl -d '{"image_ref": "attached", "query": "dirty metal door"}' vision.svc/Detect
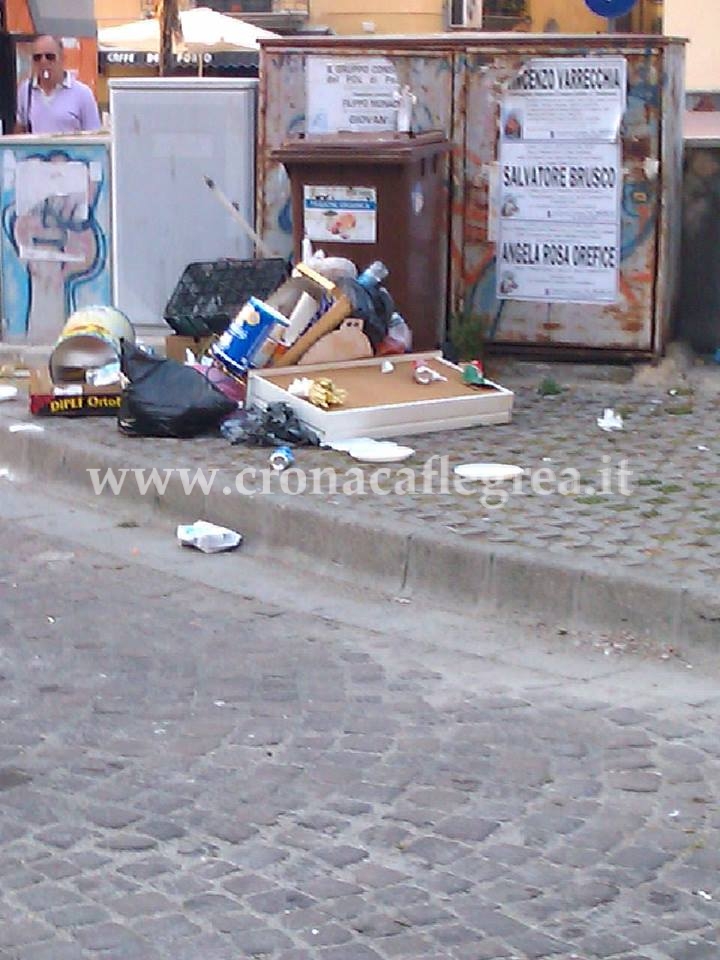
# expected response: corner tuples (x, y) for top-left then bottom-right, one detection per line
(258, 45), (455, 271)
(456, 45), (663, 353)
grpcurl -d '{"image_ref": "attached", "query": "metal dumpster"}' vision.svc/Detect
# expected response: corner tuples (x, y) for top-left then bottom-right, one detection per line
(272, 132), (450, 350)
(258, 34), (686, 359)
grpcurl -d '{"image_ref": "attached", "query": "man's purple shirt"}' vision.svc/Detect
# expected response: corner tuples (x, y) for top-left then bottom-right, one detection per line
(17, 74), (101, 134)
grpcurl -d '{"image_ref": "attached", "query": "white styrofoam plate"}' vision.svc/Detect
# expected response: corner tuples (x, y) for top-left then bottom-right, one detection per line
(0, 386), (19, 401)
(348, 442), (415, 463)
(454, 462), (524, 482)
(328, 437), (376, 452)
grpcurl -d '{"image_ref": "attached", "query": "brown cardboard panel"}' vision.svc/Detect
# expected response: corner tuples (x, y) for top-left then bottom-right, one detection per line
(258, 359), (498, 412)
(29, 367), (122, 417)
(165, 335), (214, 363)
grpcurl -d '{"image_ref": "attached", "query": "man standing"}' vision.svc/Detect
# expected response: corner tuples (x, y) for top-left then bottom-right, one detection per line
(15, 35), (101, 134)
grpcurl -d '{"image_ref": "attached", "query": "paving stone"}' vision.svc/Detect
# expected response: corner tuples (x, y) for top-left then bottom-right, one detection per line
(608, 772), (663, 793)
(247, 888), (316, 914)
(434, 816), (500, 843)
(350, 913), (409, 938)
(222, 873), (275, 897)
(44, 904), (110, 928)
(0, 921), (54, 947)
(317, 946), (384, 960)
(3, 506), (720, 960)
(577, 931), (637, 957)
(666, 939), (720, 960)
(85, 806), (142, 829)
(301, 924), (355, 946)
(110, 892), (176, 918)
(403, 836), (469, 865)
(301, 879), (363, 900)
(315, 846), (369, 868)
(611, 846), (673, 872)
(141, 819), (186, 841)
(131, 914), (202, 941)
(16, 885), (82, 911)
(351, 864), (408, 888)
(15, 943), (88, 960)
(34, 827), (86, 851)
(231, 927), (294, 954)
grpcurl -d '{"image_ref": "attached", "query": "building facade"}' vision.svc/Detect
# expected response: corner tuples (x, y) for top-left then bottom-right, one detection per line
(7, 0), (720, 96)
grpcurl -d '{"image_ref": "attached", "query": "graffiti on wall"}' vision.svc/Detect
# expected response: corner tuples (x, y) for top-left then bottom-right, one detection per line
(1, 145), (110, 343)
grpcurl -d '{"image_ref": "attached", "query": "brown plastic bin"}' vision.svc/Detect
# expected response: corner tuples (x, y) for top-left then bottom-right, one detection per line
(272, 131), (450, 351)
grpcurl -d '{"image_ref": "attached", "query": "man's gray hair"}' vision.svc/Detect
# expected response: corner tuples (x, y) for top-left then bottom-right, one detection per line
(33, 35), (64, 51)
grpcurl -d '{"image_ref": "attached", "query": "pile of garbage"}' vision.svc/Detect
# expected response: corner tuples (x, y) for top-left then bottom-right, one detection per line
(190, 250), (413, 382)
(128, 246), (414, 439)
(31, 244), (415, 438)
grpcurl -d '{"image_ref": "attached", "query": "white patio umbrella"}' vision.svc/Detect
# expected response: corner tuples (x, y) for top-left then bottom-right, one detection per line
(98, 6), (278, 55)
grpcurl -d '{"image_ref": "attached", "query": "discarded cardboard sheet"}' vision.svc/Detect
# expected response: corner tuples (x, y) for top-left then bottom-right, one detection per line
(29, 367), (122, 417)
(248, 352), (514, 441)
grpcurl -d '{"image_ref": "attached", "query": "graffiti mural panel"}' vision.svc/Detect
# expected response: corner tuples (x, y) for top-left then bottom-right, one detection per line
(1, 138), (111, 343)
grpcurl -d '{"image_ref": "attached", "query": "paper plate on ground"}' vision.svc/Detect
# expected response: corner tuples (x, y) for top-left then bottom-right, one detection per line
(350, 444), (415, 463)
(0, 385), (18, 401)
(349, 443), (415, 463)
(454, 462), (524, 481)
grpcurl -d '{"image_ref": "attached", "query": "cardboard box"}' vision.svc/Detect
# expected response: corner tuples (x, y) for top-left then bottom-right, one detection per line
(264, 263), (353, 367)
(29, 368), (122, 418)
(165, 334), (214, 363)
(247, 352), (514, 442)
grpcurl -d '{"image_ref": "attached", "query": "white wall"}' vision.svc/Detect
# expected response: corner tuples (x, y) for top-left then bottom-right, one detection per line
(665, 0), (720, 91)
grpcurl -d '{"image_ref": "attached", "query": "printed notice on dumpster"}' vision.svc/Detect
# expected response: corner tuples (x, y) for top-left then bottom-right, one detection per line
(303, 186), (377, 243)
(501, 57), (627, 142)
(306, 56), (400, 134)
(497, 221), (620, 303)
(499, 141), (621, 223)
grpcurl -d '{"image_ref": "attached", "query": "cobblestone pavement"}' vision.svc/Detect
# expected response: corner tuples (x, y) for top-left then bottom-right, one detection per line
(1, 488), (720, 959)
(2, 361), (718, 597)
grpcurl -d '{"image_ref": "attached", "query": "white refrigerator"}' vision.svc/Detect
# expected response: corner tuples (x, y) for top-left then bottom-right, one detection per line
(109, 77), (258, 334)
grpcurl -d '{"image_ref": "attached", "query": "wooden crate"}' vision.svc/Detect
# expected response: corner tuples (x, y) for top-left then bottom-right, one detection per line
(247, 352), (514, 442)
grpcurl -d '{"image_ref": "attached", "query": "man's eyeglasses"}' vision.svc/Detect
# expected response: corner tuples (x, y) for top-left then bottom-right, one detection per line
(32, 52), (57, 62)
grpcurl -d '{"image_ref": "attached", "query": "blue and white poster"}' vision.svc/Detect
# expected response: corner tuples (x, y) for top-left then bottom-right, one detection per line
(303, 185), (377, 244)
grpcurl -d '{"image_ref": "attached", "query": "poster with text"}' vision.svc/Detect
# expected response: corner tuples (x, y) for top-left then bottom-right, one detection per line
(306, 57), (400, 135)
(497, 221), (620, 304)
(501, 57), (627, 142)
(303, 186), (377, 243)
(499, 140), (621, 224)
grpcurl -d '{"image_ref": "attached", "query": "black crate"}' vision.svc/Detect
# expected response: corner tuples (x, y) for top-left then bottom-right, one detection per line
(163, 258), (289, 337)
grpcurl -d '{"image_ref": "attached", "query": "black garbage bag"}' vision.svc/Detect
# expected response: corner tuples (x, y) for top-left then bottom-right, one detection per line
(118, 342), (237, 438)
(334, 277), (393, 351)
(221, 402), (321, 447)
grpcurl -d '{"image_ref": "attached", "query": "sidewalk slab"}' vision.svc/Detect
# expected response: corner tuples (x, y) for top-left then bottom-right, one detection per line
(0, 361), (718, 648)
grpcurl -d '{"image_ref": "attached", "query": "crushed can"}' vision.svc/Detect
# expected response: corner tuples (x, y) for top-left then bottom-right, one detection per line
(269, 445), (294, 472)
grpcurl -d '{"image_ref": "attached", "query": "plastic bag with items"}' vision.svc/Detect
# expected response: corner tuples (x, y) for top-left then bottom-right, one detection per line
(118, 342), (237, 438)
(221, 402), (321, 447)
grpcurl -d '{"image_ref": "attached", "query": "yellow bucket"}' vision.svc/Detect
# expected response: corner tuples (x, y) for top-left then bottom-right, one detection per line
(49, 306), (135, 385)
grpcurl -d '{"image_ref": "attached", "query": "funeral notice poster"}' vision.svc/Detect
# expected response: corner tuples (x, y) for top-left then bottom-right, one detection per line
(306, 57), (401, 135)
(500, 57), (627, 142)
(497, 221), (620, 304)
(499, 141), (621, 225)
(497, 55), (624, 304)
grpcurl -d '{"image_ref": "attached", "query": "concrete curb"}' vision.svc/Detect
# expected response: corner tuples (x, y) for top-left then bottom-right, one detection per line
(1, 415), (717, 649)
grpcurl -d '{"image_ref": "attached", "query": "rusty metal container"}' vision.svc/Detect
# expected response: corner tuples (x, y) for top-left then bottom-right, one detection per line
(272, 132), (450, 350)
(258, 34), (686, 359)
